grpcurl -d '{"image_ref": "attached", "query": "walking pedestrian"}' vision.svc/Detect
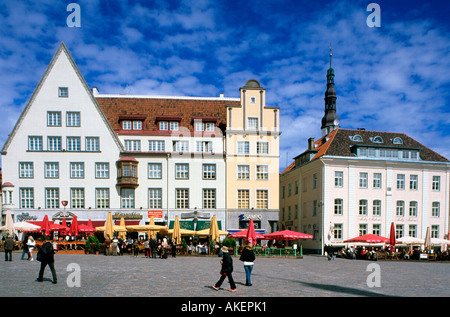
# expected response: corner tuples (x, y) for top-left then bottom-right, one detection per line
(4, 235), (14, 261)
(239, 243), (256, 286)
(36, 236), (57, 284)
(133, 239), (139, 257)
(171, 239), (177, 258)
(27, 235), (36, 261)
(104, 235), (111, 256)
(162, 238), (168, 259)
(112, 236), (118, 256)
(21, 235), (29, 260)
(150, 237), (157, 258)
(144, 238), (150, 257)
(213, 246), (236, 292)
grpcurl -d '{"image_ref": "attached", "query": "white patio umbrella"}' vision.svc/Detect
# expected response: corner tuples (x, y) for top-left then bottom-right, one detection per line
(13, 221), (41, 232)
(396, 236), (424, 245)
(0, 210), (15, 236)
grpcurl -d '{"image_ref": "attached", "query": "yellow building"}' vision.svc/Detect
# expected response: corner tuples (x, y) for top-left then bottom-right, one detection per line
(225, 80), (280, 235)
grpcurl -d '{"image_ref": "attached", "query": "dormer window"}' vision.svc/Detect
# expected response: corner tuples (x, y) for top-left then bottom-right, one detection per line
(123, 121), (132, 130)
(170, 122), (179, 131)
(195, 121), (204, 131)
(119, 115), (146, 131)
(133, 121), (142, 130)
(371, 136), (383, 144)
(353, 135), (363, 142)
(159, 121), (168, 130)
(392, 137), (403, 145)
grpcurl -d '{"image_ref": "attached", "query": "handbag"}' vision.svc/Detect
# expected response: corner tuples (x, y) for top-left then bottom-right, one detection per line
(220, 270), (226, 276)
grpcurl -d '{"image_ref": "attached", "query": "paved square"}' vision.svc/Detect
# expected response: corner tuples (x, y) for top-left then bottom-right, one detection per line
(0, 252), (448, 297)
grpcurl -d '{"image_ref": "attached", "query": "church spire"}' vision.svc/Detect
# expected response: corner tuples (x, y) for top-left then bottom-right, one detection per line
(321, 43), (340, 136)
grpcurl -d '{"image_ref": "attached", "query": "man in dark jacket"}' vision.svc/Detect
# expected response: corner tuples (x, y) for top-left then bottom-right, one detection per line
(4, 236), (14, 261)
(213, 246), (236, 292)
(36, 236), (57, 284)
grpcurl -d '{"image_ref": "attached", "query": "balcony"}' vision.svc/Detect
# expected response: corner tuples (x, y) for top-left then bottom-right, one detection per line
(116, 157), (139, 188)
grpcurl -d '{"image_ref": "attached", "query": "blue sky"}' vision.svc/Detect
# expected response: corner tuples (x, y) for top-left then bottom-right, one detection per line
(1, 0), (449, 170)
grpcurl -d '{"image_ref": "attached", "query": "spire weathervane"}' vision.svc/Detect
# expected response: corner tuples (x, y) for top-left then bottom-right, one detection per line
(329, 43), (333, 68)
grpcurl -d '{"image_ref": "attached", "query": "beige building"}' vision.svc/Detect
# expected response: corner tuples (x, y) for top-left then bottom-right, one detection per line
(225, 80), (280, 234)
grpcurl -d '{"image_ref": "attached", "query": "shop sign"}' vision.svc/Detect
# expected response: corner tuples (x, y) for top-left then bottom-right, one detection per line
(16, 213), (38, 222)
(113, 212), (143, 220)
(147, 210), (163, 219)
(238, 214), (262, 220)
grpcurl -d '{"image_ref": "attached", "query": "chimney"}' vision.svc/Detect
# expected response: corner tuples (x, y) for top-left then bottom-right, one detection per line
(308, 138), (315, 150)
(92, 87), (99, 96)
(219, 93), (224, 99)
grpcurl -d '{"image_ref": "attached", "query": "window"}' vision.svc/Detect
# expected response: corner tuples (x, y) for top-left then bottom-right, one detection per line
(170, 122), (178, 131)
(48, 136), (62, 151)
(71, 188), (85, 208)
(67, 137), (81, 151)
(195, 122), (204, 131)
(312, 173), (318, 189)
(288, 184), (292, 196)
(96, 188), (110, 208)
(202, 164), (216, 180)
(45, 188), (59, 209)
(58, 87), (68, 97)
(432, 176), (440, 191)
(359, 199), (368, 216)
(359, 224), (367, 236)
(373, 200), (381, 216)
(159, 121), (168, 130)
(203, 189), (216, 209)
(373, 173), (382, 189)
(432, 202), (440, 217)
(295, 181), (299, 195)
(176, 189), (189, 209)
(396, 224), (404, 239)
(359, 172), (368, 188)
(396, 201), (405, 217)
(70, 162), (84, 179)
(397, 174), (405, 190)
(409, 201), (417, 217)
(237, 141), (250, 154)
(392, 137), (403, 144)
(124, 140), (141, 151)
(45, 162), (59, 179)
(256, 190), (268, 209)
(133, 121), (142, 130)
(295, 205), (298, 219)
(353, 135), (363, 142)
(247, 117), (258, 130)
(196, 141), (212, 153)
(19, 162), (34, 178)
(237, 189), (249, 209)
(86, 137), (100, 151)
(408, 225), (417, 238)
(334, 199), (343, 215)
(237, 165), (250, 180)
(148, 188), (162, 209)
(20, 188), (34, 208)
(67, 112), (80, 127)
(313, 200), (317, 216)
(121, 188), (135, 209)
(256, 142), (269, 154)
(149, 140), (165, 152)
(47, 112), (61, 127)
(123, 121), (132, 130)
(175, 164), (189, 179)
(372, 224), (381, 236)
(95, 163), (109, 179)
(335, 171), (343, 187)
(205, 123), (215, 131)
(431, 225), (439, 238)
(28, 136), (42, 151)
(148, 163), (162, 179)
(409, 175), (418, 190)
(372, 136), (383, 143)
(256, 165), (268, 180)
(173, 141), (189, 152)
(250, 97), (256, 103)
(333, 224), (343, 240)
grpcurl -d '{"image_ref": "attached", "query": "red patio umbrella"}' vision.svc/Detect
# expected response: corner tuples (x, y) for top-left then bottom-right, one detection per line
(389, 222), (396, 249)
(41, 215), (50, 236)
(229, 229), (265, 240)
(61, 218), (68, 235)
(49, 223), (69, 232)
(69, 216), (79, 236)
(264, 230), (313, 240)
(246, 219), (257, 244)
(344, 234), (390, 244)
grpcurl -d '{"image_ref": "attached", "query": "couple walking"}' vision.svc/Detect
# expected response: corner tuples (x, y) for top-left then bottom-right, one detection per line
(213, 243), (255, 292)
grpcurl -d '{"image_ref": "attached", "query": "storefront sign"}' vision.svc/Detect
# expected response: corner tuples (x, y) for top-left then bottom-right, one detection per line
(52, 211), (76, 220)
(238, 214), (262, 220)
(16, 213), (38, 222)
(148, 211), (163, 219)
(112, 212), (143, 220)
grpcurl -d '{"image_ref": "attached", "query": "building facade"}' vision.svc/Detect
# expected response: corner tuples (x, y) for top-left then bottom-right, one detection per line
(279, 58), (450, 254)
(1, 43), (280, 235)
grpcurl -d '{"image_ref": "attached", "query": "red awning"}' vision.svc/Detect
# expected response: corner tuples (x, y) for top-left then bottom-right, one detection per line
(264, 230), (313, 240)
(344, 234), (390, 244)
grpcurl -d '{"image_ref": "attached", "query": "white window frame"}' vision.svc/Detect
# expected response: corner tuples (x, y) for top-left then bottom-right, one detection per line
(148, 188), (162, 209)
(237, 165), (250, 180)
(95, 163), (109, 179)
(96, 188), (110, 208)
(45, 162), (59, 179)
(148, 163), (162, 179)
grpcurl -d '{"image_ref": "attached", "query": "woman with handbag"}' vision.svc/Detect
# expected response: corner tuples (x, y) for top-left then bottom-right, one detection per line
(213, 246), (236, 292)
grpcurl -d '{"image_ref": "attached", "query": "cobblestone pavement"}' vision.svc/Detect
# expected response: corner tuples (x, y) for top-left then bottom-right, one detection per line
(0, 252), (448, 298)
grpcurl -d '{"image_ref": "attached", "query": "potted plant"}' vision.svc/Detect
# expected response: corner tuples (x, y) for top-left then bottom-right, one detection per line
(181, 238), (188, 255)
(222, 237), (236, 253)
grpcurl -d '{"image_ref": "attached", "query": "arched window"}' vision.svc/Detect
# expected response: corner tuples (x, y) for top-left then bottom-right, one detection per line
(392, 137), (403, 145)
(372, 136), (383, 143)
(353, 135), (363, 142)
